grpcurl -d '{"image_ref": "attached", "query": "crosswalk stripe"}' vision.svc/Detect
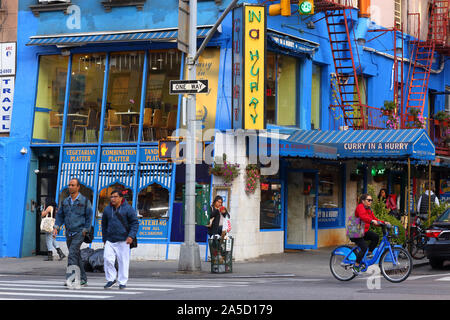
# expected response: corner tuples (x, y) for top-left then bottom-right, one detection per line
(435, 276), (450, 281)
(0, 291), (112, 299)
(0, 285), (141, 294)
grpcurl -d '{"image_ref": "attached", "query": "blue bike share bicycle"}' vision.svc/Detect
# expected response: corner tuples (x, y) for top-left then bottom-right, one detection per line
(330, 222), (413, 283)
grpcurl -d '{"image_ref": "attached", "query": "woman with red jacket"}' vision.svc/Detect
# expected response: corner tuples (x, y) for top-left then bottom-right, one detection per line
(350, 193), (389, 274)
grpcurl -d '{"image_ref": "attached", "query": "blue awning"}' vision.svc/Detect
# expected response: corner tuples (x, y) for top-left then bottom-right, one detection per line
(27, 26), (212, 46)
(257, 132), (337, 160)
(267, 30), (319, 58)
(287, 129), (435, 161)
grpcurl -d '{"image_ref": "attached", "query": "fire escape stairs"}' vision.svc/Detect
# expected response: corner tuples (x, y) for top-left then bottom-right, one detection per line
(316, 1), (366, 129)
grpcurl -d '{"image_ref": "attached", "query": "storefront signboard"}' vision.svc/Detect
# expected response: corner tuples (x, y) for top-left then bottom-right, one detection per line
(0, 43), (16, 76)
(63, 147), (97, 163)
(0, 77), (14, 133)
(315, 208), (345, 229)
(101, 147), (137, 163)
(440, 179), (450, 203)
(232, 4), (266, 130)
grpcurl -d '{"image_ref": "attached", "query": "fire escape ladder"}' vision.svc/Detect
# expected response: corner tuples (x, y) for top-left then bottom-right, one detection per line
(404, 2), (444, 121)
(324, 8), (365, 129)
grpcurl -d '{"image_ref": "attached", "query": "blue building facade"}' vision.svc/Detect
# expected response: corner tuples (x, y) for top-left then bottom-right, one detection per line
(0, 0), (448, 258)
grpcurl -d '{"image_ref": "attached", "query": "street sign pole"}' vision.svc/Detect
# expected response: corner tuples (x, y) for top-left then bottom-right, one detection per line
(178, 0), (201, 272)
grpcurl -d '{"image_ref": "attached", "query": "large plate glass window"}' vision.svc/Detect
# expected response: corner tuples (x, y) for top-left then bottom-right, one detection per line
(32, 55), (69, 144)
(65, 53), (106, 144)
(142, 49), (181, 141)
(103, 51), (145, 143)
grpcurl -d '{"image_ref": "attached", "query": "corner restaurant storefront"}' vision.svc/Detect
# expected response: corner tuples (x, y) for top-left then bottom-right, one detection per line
(24, 27), (221, 259)
(283, 128), (436, 243)
(260, 128), (436, 251)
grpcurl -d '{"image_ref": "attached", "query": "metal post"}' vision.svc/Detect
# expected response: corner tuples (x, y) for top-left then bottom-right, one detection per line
(407, 157), (411, 252)
(178, 0), (201, 271)
(428, 161), (432, 225)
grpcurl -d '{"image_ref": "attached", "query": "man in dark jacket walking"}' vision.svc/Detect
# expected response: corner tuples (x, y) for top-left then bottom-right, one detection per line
(102, 189), (139, 289)
(53, 178), (93, 287)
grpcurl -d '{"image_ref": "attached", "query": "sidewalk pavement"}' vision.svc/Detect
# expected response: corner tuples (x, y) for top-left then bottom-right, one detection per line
(0, 247), (429, 279)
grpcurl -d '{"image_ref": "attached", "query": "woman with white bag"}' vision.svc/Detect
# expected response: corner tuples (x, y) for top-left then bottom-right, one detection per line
(40, 198), (66, 261)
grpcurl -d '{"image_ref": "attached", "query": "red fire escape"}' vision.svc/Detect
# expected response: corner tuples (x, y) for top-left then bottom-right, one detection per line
(315, 0), (367, 129)
(403, 0), (449, 128)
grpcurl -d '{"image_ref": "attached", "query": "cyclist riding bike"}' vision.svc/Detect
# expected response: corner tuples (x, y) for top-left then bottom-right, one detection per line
(350, 194), (390, 274)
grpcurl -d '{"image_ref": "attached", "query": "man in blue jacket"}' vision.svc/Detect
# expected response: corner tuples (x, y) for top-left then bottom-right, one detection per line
(102, 189), (139, 289)
(53, 178), (93, 287)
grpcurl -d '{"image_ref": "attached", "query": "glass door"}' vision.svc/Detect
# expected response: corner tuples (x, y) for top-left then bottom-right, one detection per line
(285, 170), (318, 249)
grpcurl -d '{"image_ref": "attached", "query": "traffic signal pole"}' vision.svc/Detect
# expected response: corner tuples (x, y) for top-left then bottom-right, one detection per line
(178, 0), (201, 272)
(177, 0), (239, 272)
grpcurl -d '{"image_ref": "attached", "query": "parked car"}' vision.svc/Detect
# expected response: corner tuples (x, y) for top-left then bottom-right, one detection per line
(425, 208), (450, 269)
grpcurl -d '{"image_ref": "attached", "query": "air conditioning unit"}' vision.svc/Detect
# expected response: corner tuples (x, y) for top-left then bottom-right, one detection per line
(38, 0), (71, 3)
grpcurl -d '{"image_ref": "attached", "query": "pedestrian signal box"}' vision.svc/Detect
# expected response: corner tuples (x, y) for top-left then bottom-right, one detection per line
(159, 140), (178, 160)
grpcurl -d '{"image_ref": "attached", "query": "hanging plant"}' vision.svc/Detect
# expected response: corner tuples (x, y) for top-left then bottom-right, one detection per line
(245, 164), (260, 195)
(208, 153), (240, 184)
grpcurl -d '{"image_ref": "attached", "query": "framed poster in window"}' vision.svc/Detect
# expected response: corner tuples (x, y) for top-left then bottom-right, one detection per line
(213, 186), (230, 209)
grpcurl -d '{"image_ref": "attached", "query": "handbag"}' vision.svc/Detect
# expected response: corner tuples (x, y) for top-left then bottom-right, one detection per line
(40, 207), (55, 233)
(115, 210), (138, 249)
(346, 214), (365, 239)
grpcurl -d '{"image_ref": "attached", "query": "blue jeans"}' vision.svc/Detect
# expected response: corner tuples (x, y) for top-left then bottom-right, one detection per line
(65, 232), (87, 282)
(45, 232), (60, 252)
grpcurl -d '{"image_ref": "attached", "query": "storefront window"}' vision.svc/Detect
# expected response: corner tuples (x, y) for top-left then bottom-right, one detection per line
(103, 51), (145, 143)
(32, 55), (69, 143)
(265, 52), (298, 126)
(318, 166), (343, 209)
(58, 184), (94, 206)
(142, 49), (181, 141)
(96, 183), (133, 218)
(311, 64), (322, 129)
(260, 181), (282, 229)
(65, 53), (106, 144)
(137, 184), (169, 219)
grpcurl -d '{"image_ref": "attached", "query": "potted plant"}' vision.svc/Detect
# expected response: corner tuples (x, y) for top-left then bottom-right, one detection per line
(381, 100), (397, 116)
(209, 153), (240, 185)
(433, 111), (449, 126)
(245, 164), (260, 195)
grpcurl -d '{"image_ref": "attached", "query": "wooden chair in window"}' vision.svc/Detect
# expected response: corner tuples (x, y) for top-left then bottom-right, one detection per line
(128, 108), (152, 141)
(161, 111), (177, 139)
(49, 111), (62, 137)
(73, 109), (96, 142)
(105, 109), (126, 141)
(150, 109), (163, 141)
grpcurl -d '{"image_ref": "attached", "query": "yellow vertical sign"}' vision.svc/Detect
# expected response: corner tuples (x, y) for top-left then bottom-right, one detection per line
(244, 5), (265, 130)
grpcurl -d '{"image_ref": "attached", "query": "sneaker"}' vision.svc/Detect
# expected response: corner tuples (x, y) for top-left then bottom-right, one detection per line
(352, 264), (362, 275)
(119, 284), (126, 290)
(80, 280), (88, 287)
(104, 280), (116, 289)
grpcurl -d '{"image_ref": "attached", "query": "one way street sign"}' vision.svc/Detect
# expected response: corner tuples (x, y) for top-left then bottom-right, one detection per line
(169, 80), (209, 94)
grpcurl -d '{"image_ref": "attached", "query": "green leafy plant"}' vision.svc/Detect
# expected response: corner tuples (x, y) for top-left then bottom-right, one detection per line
(433, 111), (450, 121)
(423, 203), (450, 228)
(381, 100), (397, 113)
(367, 185), (405, 245)
(208, 153), (240, 184)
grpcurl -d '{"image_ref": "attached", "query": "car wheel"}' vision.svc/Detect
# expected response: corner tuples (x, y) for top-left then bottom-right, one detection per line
(429, 258), (444, 269)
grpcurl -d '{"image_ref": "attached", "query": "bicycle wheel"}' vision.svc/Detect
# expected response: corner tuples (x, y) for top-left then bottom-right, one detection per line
(379, 247), (412, 283)
(330, 246), (357, 281)
(410, 236), (426, 260)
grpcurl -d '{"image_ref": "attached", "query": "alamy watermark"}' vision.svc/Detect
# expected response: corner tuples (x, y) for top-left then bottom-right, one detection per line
(170, 128), (280, 176)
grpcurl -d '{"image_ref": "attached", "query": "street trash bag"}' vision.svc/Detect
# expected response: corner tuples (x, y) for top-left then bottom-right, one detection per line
(88, 249), (105, 273)
(80, 248), (95, 272)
